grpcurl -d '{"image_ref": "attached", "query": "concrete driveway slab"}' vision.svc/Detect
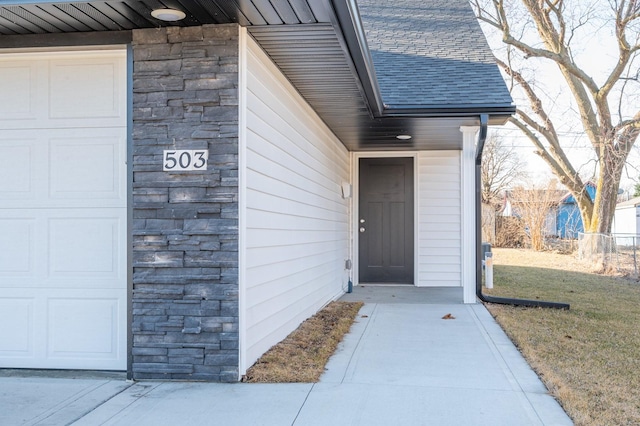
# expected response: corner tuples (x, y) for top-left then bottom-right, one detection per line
(0, 377), (131, 426)
(73, 382), (313, 426)
(296, 382), (546, 426)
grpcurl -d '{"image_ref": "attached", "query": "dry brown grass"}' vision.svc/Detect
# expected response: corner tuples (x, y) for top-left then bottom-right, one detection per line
(243, 301), (363, 383)
(487, 248), (640, 426)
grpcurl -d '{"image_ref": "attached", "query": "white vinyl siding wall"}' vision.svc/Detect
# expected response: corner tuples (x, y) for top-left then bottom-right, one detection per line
(613, 205), (640, 237)
(417, 151), (462, 287)
(241, 35), (350, 371)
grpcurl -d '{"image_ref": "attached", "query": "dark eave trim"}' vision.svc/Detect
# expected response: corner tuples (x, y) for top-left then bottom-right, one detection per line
(328, 0), (384, 117)
(0, 30), (132, 48)
(0, 0), (88, 3)
(380, 104), (516, 119)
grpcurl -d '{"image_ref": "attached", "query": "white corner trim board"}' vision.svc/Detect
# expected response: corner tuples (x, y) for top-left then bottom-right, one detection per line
(460, 126), (479, 304)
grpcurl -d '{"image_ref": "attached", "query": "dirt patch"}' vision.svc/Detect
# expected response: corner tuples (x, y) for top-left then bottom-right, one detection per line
(242, 301), (363, 383)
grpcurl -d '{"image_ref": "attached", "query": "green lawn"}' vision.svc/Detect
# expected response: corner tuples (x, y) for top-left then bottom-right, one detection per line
(486, 248), (640, 426)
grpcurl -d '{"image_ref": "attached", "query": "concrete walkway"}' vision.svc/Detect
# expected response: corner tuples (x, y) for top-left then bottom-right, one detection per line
(1, 287), (573, 425)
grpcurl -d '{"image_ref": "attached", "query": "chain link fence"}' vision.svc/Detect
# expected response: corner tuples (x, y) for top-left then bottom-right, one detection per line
(611, 234), (640, 278)
(578, 232), (640, 278)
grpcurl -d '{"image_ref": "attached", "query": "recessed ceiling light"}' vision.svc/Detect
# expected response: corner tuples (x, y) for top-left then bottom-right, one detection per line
(151, 8), (186, 22)
(396, 134), (412, 140)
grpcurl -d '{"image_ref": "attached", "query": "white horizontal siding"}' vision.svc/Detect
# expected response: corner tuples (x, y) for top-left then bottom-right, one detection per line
(613, 206), (639, 235)
(417, 151), (461, 287)
(241, 35), (350, 372)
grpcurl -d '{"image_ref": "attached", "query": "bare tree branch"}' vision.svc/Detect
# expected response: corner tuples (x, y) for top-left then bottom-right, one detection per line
(472, 0), (640, 237)
(481, 134), (527, 208)
(510, 179), (560, 250)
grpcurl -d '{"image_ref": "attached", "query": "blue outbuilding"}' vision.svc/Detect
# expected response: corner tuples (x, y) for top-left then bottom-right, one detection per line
(556, 183), (596, 239)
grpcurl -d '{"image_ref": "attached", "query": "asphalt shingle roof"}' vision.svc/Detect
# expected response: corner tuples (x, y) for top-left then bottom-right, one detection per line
(358, 0), (513, 108)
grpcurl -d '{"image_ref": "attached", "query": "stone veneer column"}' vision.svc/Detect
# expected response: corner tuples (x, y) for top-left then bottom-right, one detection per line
(131, 24), (239, 381)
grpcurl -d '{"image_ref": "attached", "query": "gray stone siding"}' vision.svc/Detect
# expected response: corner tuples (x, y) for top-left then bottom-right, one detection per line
(131, 24), (239, 382)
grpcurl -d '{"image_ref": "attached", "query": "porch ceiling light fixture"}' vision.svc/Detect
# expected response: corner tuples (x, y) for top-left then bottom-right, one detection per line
(396, 134), (412, 140)
(151, 8), (186, 22)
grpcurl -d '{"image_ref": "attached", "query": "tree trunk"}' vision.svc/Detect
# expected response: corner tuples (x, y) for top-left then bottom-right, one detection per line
(589, 143), (626, 234)
(577, 141), (626, 270)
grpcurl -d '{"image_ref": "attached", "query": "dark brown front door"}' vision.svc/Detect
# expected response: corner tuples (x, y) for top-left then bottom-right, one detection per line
(358, 157), (414, 283)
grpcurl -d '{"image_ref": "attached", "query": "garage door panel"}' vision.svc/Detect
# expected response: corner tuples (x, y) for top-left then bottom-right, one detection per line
(48, 297), (120, 359)
(49, 216), (122, 278)
(0, 139), (37, 199)
(0, 298), (34, 356)
(0, 209), (125, 287)
(0, 129), (126, 209)
(49, 59), (123, 120)
(0, 61), (37, 120)
(0, 290), (125, 369)
(50, 136), (123, 201)
(0, 51), (126, 130)
(0, 219), (35, 275)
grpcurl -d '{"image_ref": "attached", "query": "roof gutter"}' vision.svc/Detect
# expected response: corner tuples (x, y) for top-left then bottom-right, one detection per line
(381, 105), (515, 119)
(0, 0), (86, 4)
(475, 114), (569, 309)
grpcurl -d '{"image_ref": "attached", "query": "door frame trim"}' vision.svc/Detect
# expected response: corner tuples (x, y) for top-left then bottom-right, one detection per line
(352, 152), (419, 286)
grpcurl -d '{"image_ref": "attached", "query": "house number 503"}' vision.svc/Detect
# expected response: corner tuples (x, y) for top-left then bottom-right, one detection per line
(163, 150), (208, 171)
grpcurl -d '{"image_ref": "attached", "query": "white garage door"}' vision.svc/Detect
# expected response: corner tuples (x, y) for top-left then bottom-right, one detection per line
(0, 50), (127, 370)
